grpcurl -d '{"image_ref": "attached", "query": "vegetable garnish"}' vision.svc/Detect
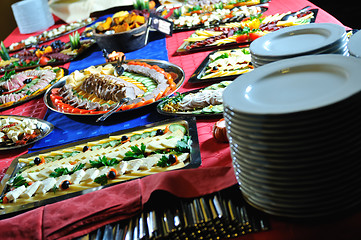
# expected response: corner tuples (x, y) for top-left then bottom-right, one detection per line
(11, 175), (28, 188)
(175, 136), (192, 153)
(60, 180), (71, 190)
(0, 41), (10, 61)
(123, 143), (147, 161)
(49, 163), (85, 178)
(89, 156), (120, 168)
(157, 154), (179, 167)
(94, 174), (108, 186)
(107, 168), (118, 179)
(69, 31), (81, 50)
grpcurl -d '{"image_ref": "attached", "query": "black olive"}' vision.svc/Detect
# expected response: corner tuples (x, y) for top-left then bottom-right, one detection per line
(60, 180), (70, 190)
(212, 66), (218, 71)
(107, 170), (116, 179)
(23, 78), (32, 84)
(82, 146), (89, 152)
(168, 154), (177, 164)
(34, 157), (41, 165)
(156, 129), (164, 136)
(121, 135), (128, 141)
(0, 89), (5, 95)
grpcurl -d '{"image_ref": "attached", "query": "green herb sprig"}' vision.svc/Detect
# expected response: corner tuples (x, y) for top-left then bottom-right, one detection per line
(90, 156), (120, 168)
(156, 155), (171, 167)
(123, 143), (146, 161)
(0, 41), (10, 61)
(49, 163), (85, 178)
(94, 174), (108, 185)
(175, 136), (192, 153)
(11, 175), (28, 188)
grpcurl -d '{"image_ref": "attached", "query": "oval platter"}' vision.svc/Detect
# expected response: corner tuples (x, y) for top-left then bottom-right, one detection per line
(44, 59), (185, 116)
(0, 66), (67, 111)
(0, 115), (54, 151)
(157, 81), (231, 117)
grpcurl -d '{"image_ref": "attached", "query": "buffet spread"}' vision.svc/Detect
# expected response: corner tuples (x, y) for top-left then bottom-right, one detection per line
(0, 0), (358, 239)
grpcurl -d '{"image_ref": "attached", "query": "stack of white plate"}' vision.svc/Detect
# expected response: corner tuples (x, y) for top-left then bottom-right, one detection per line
(347, 30), (361, 58)
(223, 54), (361, 218)
(250, 23), (349, 67)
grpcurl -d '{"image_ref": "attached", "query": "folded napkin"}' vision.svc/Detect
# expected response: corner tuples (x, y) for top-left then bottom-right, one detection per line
(0, 165), (237, 240)
(0, 206), (44, 240)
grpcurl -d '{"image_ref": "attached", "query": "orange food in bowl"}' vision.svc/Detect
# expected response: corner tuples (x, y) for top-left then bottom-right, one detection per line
(96, 12), (146, 34)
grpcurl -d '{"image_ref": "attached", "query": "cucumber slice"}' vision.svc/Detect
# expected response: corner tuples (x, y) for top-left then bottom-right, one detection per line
(91, 145), (102, 151)
(143, 80), (155, 86)
(101, 142), (111, 148)
(192, 110), (203, 114)
(141, 132), (151, 139)
(138, 77), (150, 82)
(202, 106), (214, 113)
(109, 140), (121, 147)
(169, 124), (187, 134)
(212, 104), (224, 113)
(130, 134), (141, 142)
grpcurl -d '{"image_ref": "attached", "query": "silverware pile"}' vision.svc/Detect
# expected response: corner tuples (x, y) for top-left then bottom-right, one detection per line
(77, 186), (270, 239)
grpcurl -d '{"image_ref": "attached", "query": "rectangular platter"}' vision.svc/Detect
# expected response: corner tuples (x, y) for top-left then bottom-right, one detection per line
(176, 9), (318, 53)
(0, 117), (201, 218)
(188, 47), (252, 84)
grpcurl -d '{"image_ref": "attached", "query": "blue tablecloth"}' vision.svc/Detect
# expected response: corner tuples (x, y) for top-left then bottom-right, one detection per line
(30, 30), (170, 152)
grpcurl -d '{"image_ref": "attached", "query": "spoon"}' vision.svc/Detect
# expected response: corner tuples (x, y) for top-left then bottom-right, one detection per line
(96, 97), (130, 122)
(280, 6), (311, 21)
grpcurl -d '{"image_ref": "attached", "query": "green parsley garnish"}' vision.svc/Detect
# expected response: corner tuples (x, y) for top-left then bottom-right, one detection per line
(49, 163), (85, 178)
(175, 136), (192, 153)
(157, 155), (171, 168)
(123, 143), (146, 161)
(52, 184), (58, 194)
(11, 175), (28, 188)
(94, 174), (108, 186)
(90, 156), (120, 168)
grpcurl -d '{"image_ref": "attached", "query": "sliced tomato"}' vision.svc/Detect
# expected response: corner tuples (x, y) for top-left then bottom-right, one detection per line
(79, 109), (94, 114)
(51, 88), (60, 95)
(70, 108), (81, 113)
(236, 34), (249, 43)
(39, 56), (50, 65)
(249, 32), (265, 41)
(50, 94), (63, 103)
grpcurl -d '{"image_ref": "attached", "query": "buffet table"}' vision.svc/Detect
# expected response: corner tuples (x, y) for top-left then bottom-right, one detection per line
(1, 0), (360, 239)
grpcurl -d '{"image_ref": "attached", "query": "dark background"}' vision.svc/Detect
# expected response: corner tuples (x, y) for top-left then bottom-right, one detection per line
(309, 0), (357, 29)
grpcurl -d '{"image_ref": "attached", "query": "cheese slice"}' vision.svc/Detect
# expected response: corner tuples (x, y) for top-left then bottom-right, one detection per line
(20, 181), (41, 199)
(6, 185), (26, 202)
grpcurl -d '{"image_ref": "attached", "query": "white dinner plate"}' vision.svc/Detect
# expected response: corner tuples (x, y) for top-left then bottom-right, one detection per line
(250, 23), (346, 58)
(223, 55), (361, 115)
(347, 30), (361, 57)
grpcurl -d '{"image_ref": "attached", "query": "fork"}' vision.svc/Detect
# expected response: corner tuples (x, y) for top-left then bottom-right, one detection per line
(96, 97), (130, 122)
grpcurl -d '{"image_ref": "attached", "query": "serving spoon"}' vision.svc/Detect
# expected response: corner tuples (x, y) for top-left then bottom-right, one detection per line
(280, 6), (311, 21)
(96, 97), (130, 122)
